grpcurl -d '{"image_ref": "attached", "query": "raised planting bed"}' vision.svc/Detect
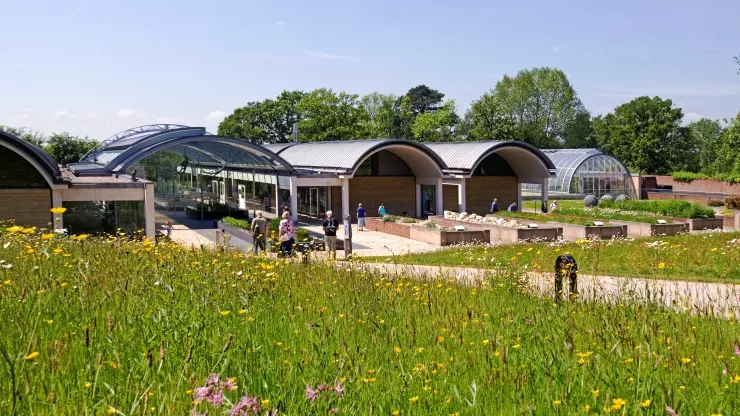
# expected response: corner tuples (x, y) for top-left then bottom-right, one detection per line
(609, 220), (689, 237)
(491, 211), (627, 240)
(681, 218), (724, 231)
(430, 215), (561, 244)
(186, 206), (248, 221)
(366, 217), (488, 246)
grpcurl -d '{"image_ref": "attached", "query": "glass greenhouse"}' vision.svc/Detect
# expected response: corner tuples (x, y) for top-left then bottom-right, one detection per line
(541, 149), (635, 198)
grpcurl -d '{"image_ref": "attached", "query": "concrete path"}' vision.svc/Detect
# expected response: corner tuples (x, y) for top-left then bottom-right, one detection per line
(301, 224), (438, 258)
(356, 263), (740, 318)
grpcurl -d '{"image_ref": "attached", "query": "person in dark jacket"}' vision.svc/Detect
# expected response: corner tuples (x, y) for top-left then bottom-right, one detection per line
(357, 203), (366, 231)
(322, 210), (340, 259)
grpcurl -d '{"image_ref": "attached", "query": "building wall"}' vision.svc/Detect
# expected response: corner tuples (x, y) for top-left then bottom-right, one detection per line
(0, 189), (51, 227)
(330, 186), (342, 216)
(443, 185), (458, 212)
(651, 175), (740, 196)
(465, 176), (517, 215)
(349, 177), (416, 217)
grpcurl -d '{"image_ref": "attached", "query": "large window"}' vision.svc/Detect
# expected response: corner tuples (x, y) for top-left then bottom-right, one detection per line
(62, 201), (145, 235)
(354, 151), (413, 176)
(0, 147), (49, 188)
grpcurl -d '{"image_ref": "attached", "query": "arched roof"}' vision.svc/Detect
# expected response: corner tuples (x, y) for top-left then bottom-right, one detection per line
(424, 141), (556, 180)
(542, 149), (631, 194)
(75, 125), (294, 175)
(264, 139), (448, 177)
(0, 129), (62, 185)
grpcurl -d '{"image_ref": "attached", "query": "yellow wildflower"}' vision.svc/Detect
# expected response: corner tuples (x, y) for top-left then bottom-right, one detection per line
(611, 398), (626, 410)
(41, 233), (54, 241)
(6, 226), (22, 233)
(50, 207), (67, 215)
(554, 400), (561, 406)
(394, 346), (401, 353)
(220, 310), (231, 316)
(84, 382), (92, 388)
(74, 234), (89, 241)
(592, 390), (599, 398)
(409, 396), (419, 403)
(25, 351), (39, 360)
(392, 411), (400, 416)
(641, 399), (651, 408)
(512, 344), (521, 349)
(658, 262), (666, 269)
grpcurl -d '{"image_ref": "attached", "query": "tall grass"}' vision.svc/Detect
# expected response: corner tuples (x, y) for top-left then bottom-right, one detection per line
(0, 230), (738, 414)
(598, 200), (714, 219)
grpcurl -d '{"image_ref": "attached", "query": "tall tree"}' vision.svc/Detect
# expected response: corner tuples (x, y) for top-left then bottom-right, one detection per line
(593, 96), (690, 174)
(0, 125), (45, 147)
(710, 113), (740, 175)
(360, 92), (399, 138)
(562, 111), (596, 148)
(218, 90), (305, 144)
(411, 100), (459, 142)
(468, 67), (589, 148)
(687, 118), (723, 173)
(403, 85), (445, 115)
(44, 133), (98, 165)
(297, 88), (369, 141)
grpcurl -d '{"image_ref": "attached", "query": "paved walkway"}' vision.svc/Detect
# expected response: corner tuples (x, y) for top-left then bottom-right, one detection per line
(300, 223), (437, 258)
(357, 263), (740, 318)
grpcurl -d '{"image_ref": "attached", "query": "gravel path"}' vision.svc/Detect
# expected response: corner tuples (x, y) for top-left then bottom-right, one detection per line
(357, 263), (740, 319)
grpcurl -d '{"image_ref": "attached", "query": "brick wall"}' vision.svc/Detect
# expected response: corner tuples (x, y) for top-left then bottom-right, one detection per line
(366, 217), (411, 238)
(651, 176), (740, 195)
(465, 176), (517, 215)
(350, 177), (416, 217)
(330, 186), (342, 216)
(0, 189), (52, 227)
(443, 185), (458, 212)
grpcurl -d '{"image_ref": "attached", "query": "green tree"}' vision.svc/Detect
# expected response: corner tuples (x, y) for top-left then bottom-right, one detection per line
(468, 67), (589, 148)
(0, 125), (45, 147)
(563, 111), (596, 148)
(360, 92), (415, 138)
(218, 90), (305, 144)
(411, 100), (459, 142)
(593, 96), (690, 174)
(710, 113), (740, 175)
(403, 85), (445, 115)
(297, 88), (369, 141)
(44, 133), (98, 165)
(687, 118), (723, 173)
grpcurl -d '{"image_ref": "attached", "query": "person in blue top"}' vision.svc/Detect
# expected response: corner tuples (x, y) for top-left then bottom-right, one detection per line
(357, 203), (367, 231)
(507, 202), (518, 212)
(490, 198), (499, 213)
(378, 203), (387, 217)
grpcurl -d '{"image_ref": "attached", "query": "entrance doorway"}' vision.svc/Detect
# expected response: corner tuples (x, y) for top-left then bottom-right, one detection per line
(420, 185), (436, 217)
(297, 186), (328, 218)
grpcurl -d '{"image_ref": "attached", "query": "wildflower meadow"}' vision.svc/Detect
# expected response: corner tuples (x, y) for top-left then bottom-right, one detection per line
(0, 228), (738, 415)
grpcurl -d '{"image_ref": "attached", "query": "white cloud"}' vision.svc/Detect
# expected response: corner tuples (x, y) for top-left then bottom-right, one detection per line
(299, 50), (356, 60)
(10, 112), (31, 120)
(156, 116), (183, 123)
(53, 110), (77, 119)
(83, 113), (100, 119)
(552, 46), (563, 53)
(204, 110), (226, 121)
(117, 108), (144, 118)
(683, 112), (703, 123)
(22, 108), (36, 113)
(275, 21), (286, 25)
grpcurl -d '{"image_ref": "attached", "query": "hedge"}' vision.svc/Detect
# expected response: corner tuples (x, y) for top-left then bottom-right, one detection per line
(598, 199), (714, 219)
(671, 171), (740, 184)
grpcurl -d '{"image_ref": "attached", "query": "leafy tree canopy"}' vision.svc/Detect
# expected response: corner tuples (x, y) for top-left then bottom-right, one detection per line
(297, 88), (369, 142)
(687, 118), (723, 173)
(411, 100), (459, 142)
(403, 85), (445, 115)
(218, 90), (305, 144)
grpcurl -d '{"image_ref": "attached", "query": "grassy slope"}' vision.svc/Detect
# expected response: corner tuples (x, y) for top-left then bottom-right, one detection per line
(0, 232), (738, 414)
(368, 232), (740, 283)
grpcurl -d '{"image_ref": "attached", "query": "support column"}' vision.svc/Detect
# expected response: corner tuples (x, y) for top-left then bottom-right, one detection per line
(51, 188), (64, 230)
(144, 183), (155, 239)
(435, 178), (443, 216)
(542, 178), (549, 208)
(341, 177), (350, 218)
(289, 177), (298, 222)
(517, 182), (522, 210)
(457, 178), (467, 213)
(274, 180), (280, 216)
(415, 183), (422, 218)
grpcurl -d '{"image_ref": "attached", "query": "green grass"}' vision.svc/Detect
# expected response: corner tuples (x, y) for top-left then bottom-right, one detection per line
(599, 200), (715, 219)
(1, 230), (739, 414)
(554, 206), (673, 224)
(371, 231), (740, 283)
(494, 211), (606, 226)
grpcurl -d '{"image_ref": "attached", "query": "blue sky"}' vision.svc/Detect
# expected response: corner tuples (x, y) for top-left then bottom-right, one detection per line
(2, 0), (739, 140)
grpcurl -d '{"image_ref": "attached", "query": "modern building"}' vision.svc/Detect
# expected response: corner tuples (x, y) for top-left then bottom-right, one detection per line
(1, 124), (563, 236)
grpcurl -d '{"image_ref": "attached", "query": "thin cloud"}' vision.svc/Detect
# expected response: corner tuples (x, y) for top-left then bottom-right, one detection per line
(205, 110), (226, 121)
(683, 112), (703, 124)
(22, 108), (36, 113)
(275, 21), (286, 25)
(299, 50), (357, 60)
(118, 108), (144, 118)
(552, 46), (563, 53)
(53, 110), (77, 119)
(597, 85), (740, 98)
(84, 113), (100, 119)
(156, 116), (183, 123)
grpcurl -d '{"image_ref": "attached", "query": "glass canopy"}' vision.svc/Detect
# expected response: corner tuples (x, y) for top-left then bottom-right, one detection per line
(542, 149), (635, 198)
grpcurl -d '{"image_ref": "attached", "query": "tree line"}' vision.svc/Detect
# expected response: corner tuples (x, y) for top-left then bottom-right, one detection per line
(219, 66), (740, 177)
(0, 126), (98, 166)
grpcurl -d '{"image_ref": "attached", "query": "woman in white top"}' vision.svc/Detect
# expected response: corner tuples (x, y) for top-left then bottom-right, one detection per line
(550, 200), (559, 212)
(278, 211), (295, 256)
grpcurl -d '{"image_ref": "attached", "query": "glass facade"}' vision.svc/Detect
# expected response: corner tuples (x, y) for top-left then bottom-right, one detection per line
(297, 187), (329, 218)
(541, 150), (635, 198)
(62, 201), (145, 235)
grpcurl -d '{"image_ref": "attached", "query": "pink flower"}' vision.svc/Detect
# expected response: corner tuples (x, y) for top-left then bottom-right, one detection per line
(191, 409), (208, 416)
(194, 387), (212, 401)
(306, 385), (319, 403)
(329, 408), (339, 414)
(229, 395), (261, 415)
(331, 382), (344, 398)
(207, 374), (220, 385)
(317, 383), (329, 392)
(735, 343), (740, 357)
(666, 405), (678, 416)
(220, 379), (237, 391)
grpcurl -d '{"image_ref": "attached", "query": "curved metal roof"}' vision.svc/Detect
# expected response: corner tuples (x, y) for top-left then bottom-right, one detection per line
(74, 126), (294, 175)
(82, 124), (196, 162)
(542, 149), (630, 193)
(0, 129), (62, 184)
(265, 139), (448, 175)
(425, 141), (555, 171)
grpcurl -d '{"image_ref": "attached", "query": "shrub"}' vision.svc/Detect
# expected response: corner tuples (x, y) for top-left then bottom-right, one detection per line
(399, 217), (417, 224)
(382, 215), (399, 223)
(598, 199), (714, 219)
(725, 196), (740, 209)
(222, 216), (250, 230)
(672, 171), (740, 184)
(295, 228), (310, 242)
(708, 200), (725, 207)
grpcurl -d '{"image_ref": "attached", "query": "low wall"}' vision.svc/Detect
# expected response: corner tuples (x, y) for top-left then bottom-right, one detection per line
(409, 225), (487, 246)
(429, 216), (561, 244)
(558, 223), (628, 240)
(217, 221), (254, 244)
(735, 212), (740, 229)
(685, 218), (723, 231)
(653, 175), (740, 195)
(611, 221), (689, 237)
(366, 218), (411, 239)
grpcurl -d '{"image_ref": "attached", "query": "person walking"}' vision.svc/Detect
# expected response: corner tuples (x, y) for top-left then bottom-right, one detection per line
(322, 210), (340, 259)
(490, 198), (499, 213)
(250, 211), (268, 255)
(550, 200), (559, 212)
(278, 211), (295, 257)
(378, 203), (387, 217)
(357, 203), (366, 231)
(165, 221), (173, 239)
(507, 202), (518, 212)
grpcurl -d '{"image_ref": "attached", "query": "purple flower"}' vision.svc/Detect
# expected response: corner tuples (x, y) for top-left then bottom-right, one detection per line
(331, 382), (344, 398)
(735, 343), (740, 357)
(306, 385), (319, 403)
(194, 387), (212, 401)
(205, 388), (224, 407)
(207, 373), (220, 385)
(666, 405), (678, 416)
(317, 383), (329, 392)
(221, 379), (237, 391)
(229, 394), (261, 415)
(329, 408), (339, 414)
(191, 409), (208, 416)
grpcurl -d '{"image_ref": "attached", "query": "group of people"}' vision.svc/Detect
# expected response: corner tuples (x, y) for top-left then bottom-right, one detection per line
(489, 198), (559, 213)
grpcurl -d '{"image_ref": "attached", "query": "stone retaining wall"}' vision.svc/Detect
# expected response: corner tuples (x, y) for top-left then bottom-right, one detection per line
(366, 218), (411, 239)
(429, 216), (561, 244)
(610, 221), (689, 237)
